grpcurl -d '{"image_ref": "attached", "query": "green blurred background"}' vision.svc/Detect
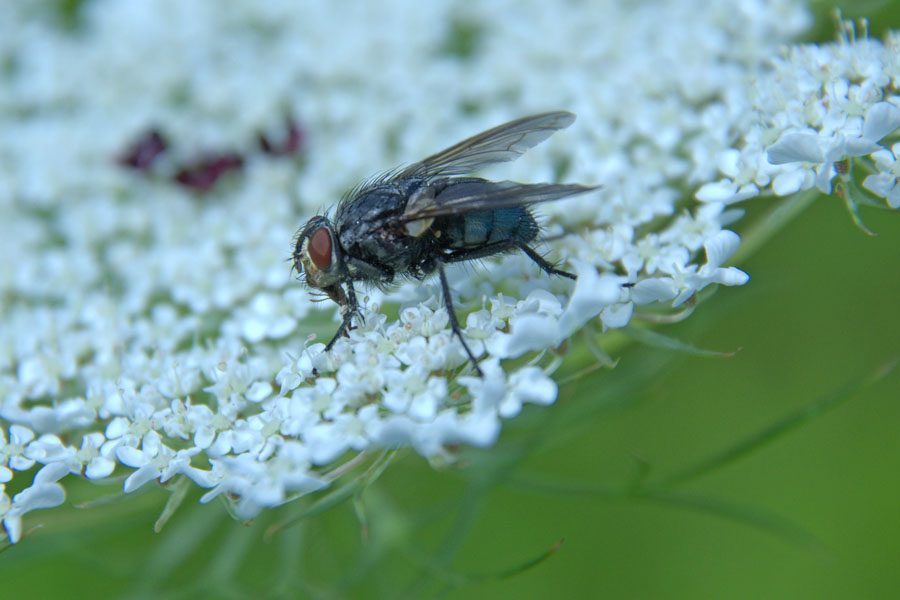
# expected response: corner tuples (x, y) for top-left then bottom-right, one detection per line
(2, 3), (900, 599)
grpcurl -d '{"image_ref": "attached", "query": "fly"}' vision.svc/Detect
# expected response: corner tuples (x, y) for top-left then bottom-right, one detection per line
(293, 111), (597, 376)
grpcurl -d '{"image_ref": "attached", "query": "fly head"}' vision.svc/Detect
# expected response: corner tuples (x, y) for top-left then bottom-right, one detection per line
(293, 216), (346, 301)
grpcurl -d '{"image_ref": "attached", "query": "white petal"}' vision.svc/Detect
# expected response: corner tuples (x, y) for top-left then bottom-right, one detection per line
(105, 417), (130, 439)
(408, 395), (437, 422)
(696, 180), (737, 203)
(862, 173), (890, 198)
(2, 514), (23, 544)
(246, 381), (273, 403)
(85, 457), (116, 479)
(435, 410), (501, 450)
(672, 287), (697, 307)
(714, 267), (751, 286)
(767, 133), (825, 164)
(12, 482), (66, 512)
(870, 148), (897, 169)
(600, 302), (634, 329)
(306, 426), (351, 465)
(82, 432), (106, 448)
(863, 102), (900, 141)
(845, 138), (881, 157)
(233, 498), (264, 521)
(733, 184), (760, 202)
(771, 169), (808, 196)
(194, 426), (216, 449)
(557, 262), (623, 341)
(888, 187), (900, 209)
(268, 316), (297, 339)
(116, 446), (148, 468)
(366, 415), (418, 449)
(716, 149), (742, 178)
(10, 425), (36, 445)
(485, 314), (558, 359)
(241, 317), (268, 343)
(501, 367), (557, 418)
(630, 278), (678, 304)
(182, 467), (218, 488)
(123, 464), (161, 493)
(815, 163), (835, 194)
(9, 455), (36, 471)
(34, 462), (69, 484)
(704, 230), (741, 268)
(466, 372), (508, 416)
(142, 431), (161, 456)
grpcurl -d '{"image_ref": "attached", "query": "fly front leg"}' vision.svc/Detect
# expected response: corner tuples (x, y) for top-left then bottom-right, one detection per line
(324, 283), (361, 351)
(437, 262), (484, 377)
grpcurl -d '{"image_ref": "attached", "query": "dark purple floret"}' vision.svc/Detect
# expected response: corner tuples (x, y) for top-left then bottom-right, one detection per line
(259, 117), (305, 156)
(173, 153), (244, 190)
(118, 116), (306, 192)
(118, 129), (168, 171)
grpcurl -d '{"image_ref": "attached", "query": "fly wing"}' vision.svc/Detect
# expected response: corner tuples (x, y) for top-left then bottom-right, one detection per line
(401, 180), (598, 222)
(396, 111), (576, 180)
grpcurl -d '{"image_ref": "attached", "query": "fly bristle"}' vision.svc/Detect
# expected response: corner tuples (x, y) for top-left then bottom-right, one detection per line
(338, 165), (408, 206)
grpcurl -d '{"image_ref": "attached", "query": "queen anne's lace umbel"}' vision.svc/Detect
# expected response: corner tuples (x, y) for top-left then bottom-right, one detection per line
(1, 1), (897, 542)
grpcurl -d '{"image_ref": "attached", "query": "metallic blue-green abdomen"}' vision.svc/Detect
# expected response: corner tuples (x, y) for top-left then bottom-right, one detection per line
(440, 207), (539, 249)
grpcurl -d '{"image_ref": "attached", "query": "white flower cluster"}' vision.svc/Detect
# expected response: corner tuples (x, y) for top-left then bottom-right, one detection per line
(0, 0), (891, 542)
(696, 23), (900, 205)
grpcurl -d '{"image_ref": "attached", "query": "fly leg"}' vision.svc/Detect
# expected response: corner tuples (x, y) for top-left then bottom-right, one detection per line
(437, 262), (485, 377)
(441, 240), (576, 280)
(324, 310), (353, 351)
(436, 241), (576, 377)
(324, 284), (360, 351)
(516, 243), (576, 280)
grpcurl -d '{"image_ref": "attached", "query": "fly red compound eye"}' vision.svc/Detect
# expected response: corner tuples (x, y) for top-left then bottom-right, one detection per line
(308, 227), (333, 270)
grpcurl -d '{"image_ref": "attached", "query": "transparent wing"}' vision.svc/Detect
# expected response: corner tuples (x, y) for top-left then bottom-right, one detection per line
(401, 180), (598, 222)
(396, 111), (576, 180)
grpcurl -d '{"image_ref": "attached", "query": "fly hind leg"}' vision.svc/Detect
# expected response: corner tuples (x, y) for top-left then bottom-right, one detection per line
(516, 243), (576, 280)
(436, 242), (575, 377)
(441, 240), (576, 280)
(437, 261), (484, 377)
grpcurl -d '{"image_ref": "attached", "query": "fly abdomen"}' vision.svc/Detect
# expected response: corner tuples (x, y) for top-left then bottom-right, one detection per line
(441, 207), (539, 249)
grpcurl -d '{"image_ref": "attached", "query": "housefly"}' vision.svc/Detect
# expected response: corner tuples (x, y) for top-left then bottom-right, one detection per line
(293, 111), (597, 376)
